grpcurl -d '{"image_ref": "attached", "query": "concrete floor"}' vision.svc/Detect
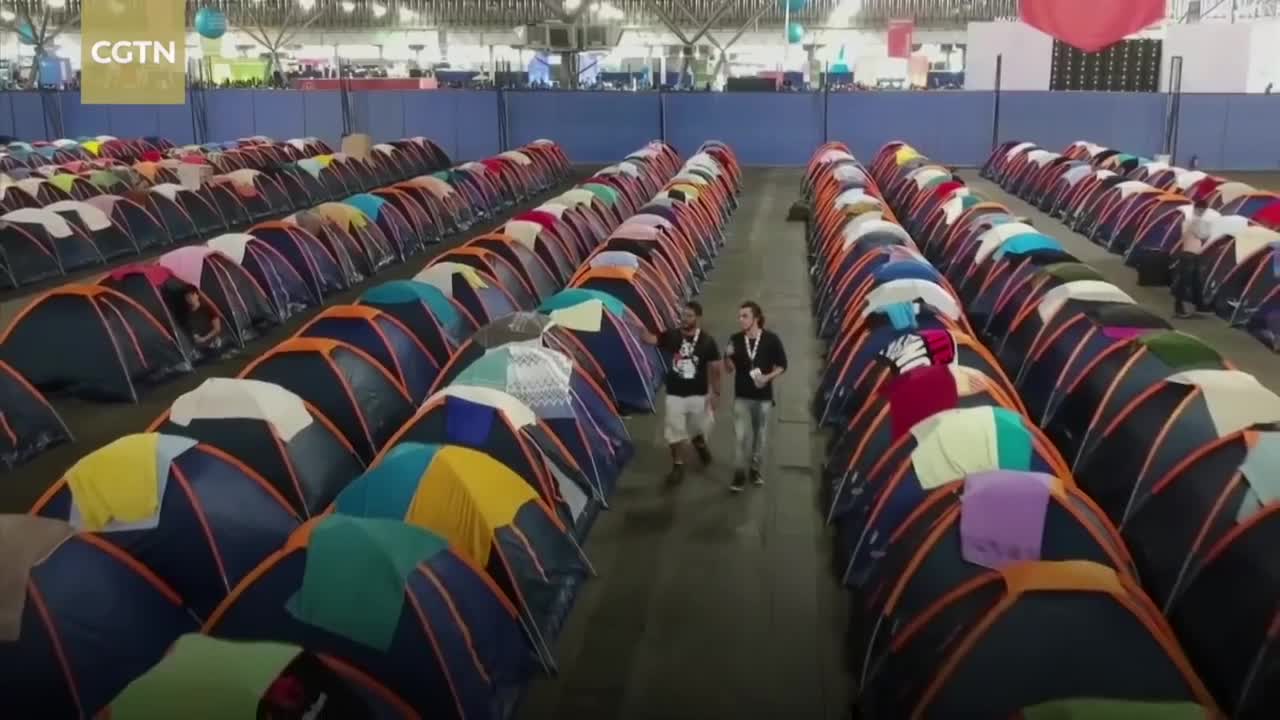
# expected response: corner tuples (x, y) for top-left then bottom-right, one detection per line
(519, 168), (849, 720)
(959, 171), (1280, 393)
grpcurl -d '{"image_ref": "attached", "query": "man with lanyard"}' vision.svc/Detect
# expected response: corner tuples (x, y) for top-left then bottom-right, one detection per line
(723, 301), (788, 492)
(1173, 200), (1211, 319)
(653, 301), (721, 485)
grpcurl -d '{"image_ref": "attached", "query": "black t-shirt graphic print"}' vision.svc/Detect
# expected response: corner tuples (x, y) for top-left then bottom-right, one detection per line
(660, 328), (719, 397)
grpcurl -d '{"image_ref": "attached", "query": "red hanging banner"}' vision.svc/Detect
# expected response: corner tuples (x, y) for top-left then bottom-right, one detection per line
(1019, 0), (1165, 52)
(887, 18), (914, 59)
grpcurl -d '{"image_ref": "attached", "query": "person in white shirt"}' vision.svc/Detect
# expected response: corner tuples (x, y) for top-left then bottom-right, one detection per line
(1173, 200), (1210, 319)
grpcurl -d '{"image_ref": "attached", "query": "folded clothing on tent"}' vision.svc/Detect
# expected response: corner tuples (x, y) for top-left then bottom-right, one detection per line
(884, 364), (960, 439)
(960, 470), (1053, 570)
(909, 406), (1033, 490)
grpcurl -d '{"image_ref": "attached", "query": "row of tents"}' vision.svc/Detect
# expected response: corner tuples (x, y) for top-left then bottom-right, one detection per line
(0, 134), (551, 289)
(983, 140), (1280, 351)
(0, 139), (743, 719)
(0, 136), (176, 170)
(0, 137), (570, 471)
(802, 140), (1275, 717)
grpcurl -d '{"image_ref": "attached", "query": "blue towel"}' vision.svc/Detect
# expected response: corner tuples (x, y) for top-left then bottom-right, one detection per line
(345, 193), (387, 221)
(882, 302), (919, 331)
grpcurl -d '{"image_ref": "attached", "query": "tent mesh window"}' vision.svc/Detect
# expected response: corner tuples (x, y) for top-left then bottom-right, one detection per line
(1050, 39), (1163, 93)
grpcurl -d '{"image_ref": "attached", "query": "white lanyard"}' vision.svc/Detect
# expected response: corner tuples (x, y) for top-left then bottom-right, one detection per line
(681, 329), (700, 357)
(745, 331), (761, 363)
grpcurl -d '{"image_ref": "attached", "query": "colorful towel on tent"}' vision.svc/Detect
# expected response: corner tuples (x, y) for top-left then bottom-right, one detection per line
(287, 516), (446, 651)
(909, 406), (1033, 490)
(63, 434), (196, 531)
(345, 194), (386, 221)
(505, 346), (575, 417)
(1236, 431), (1280, 521)
(960, 470), (1052, 570)
(885, 364), (960, 439)
(879, 302), (920, 331)
(878, 329), (957, 375)
(1020, 698), (1211, 720)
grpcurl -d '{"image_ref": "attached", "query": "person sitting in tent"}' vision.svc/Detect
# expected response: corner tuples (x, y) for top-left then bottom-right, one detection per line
(1173, 200), (1211, 319)
(177, 285), (224, 353)
(724, 301), (787, 492)
(653, 301), (720, 485)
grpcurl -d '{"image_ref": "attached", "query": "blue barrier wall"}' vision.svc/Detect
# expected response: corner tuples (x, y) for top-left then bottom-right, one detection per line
(1, 89), (1279, 170)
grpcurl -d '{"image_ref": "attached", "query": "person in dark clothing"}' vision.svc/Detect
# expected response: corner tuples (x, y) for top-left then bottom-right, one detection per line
(653, 301), (721, 485)
(723, 301), (787, 492)
(178, 286), (223, 353)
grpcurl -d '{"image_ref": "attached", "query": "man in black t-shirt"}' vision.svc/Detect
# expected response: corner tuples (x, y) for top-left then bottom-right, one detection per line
(655, 301), (721, 485)
(724, 301), (787, 492)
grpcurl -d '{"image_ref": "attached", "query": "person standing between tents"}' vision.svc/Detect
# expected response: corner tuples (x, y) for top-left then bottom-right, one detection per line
(723, 301), (787, 492)
(654, 301), (721, 485)
(1173, 200), (1211, 319)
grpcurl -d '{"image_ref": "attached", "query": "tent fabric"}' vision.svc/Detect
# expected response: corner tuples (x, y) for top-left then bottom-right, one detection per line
(0, 515), (74, 642)
(1, 520), (200, 718)
(0, 360), (71, 469)
(205, 514), (529, 718)
(0, 285), (188, 402)
(156, 377), (366, 517)
(34, 433), (301, 619)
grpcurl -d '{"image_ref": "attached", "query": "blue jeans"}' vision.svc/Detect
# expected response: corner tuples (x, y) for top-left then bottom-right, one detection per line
(733, 398), (772, 472)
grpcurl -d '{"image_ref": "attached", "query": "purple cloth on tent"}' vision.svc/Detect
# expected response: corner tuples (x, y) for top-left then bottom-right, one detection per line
(960, 470), (1053, 571)
(1101, 326), (1149, 341)
(443, 396), (496, 447)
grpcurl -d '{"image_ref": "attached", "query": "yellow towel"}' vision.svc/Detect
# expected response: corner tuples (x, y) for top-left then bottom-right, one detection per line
(909, 407), (1000, 489)
(64, 434), (162, 531)
(549, 301), (604, 332)
(48, 174), (77, 193)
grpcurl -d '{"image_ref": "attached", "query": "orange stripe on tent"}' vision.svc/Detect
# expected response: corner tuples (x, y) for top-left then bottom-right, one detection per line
(418, 565), (492, 685)
(317, 655), (417, 720)
(28, 582), (84, 718)
(171, 463), (232, 591)
(403, 588), (468, 720)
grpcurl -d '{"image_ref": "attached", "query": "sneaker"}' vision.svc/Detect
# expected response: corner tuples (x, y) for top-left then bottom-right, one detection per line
(693, 440), (712, 467)
(750, 468), (764, 487)
(666, 465), (685, 486)
(730, 471), (746, 493)
(1174, 311), (1193, 319)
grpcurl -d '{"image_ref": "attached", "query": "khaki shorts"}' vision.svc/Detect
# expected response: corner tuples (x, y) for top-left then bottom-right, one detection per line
(664, 394), (712, 444)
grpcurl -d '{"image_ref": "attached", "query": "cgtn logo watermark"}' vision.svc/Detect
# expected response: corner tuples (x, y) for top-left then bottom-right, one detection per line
(88, 40), (179, 66)
(81, 0), (186, 104)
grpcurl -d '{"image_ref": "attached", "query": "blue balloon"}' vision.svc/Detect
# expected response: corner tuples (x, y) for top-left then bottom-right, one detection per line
(787, 22), (805, 44)
(194, 7), (227, 40)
